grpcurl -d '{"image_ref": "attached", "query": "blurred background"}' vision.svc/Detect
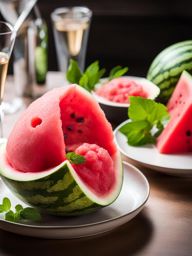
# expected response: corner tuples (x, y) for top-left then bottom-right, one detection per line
(1, 0), (192, 76)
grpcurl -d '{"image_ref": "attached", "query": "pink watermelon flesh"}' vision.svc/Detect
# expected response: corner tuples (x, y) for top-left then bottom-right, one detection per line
(96, 77), (148, 103)
(157, 71), (192, 154)
(6, 85), (117, 174)
(74, 143), (115, 196)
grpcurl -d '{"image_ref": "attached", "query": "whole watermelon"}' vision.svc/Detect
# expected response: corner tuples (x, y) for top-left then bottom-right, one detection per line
(147, 40), (192, 103)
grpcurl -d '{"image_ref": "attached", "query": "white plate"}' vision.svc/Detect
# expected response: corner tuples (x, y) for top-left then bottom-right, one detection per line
(115, 121), (192, 177)
(0, 162), (149, 239)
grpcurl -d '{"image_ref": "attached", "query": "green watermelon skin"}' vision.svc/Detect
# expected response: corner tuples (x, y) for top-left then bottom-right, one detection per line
(0, 149), (122, 216)
(2, 163), (99, 216)
(157, 71), (192, 154)
(147, 40), (192, 103)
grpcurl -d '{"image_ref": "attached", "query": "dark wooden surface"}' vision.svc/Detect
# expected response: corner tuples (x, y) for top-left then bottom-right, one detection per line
(0, 73), (192, 256)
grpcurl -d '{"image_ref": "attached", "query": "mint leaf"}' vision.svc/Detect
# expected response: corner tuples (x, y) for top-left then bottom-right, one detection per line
(66, 59), (106, 92)
(99, 68), (106, 79)
(109, 66), (128, 80)
(120, 96), (170, 146)
(0, 205), (4, 213)
(5, 210), (15, 222)
(83, 61), (106, 91)
(20, 207), (41, 222)
(0, 197), (41, 223)
(2, 197), (11, 211)
(15, 204), (23, 213)
(66, 59), (82, 84)
(120, 120), (155, 146)
(129, 96), (169, 124)
(66, 152), (85, 164)
(79, 73), (89, 91)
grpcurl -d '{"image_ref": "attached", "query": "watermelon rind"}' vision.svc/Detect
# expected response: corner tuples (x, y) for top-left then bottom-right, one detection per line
(0, 143), (123, 216)
(147, 40), (192, 103)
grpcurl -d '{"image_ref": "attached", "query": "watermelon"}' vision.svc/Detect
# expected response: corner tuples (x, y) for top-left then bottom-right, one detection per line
(157, 71), (192, 154)
(0, 85), (123, 216)
(147, 40), (192, 103)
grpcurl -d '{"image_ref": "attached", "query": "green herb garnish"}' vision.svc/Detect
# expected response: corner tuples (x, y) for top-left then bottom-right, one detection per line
(109, 65), (128, 80)
(66, 152), (85, 164)
(0, 197), (41, 222)
(120, 96), (170, 146)
(66, 59), (128, 92)
(66, 59), (82, 84)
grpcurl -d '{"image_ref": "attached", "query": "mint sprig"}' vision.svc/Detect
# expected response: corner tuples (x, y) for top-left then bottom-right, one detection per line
(109, 66), (128, 80)
(0, 197), (41, 222)
(66, 59), (128, 92)
(66, 59), (105, 92)
(120, 96), (170, 146)
(66, 152), (85, 164)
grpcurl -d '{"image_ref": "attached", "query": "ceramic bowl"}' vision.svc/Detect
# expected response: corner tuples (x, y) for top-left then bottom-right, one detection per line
(92, 76), (160, 124)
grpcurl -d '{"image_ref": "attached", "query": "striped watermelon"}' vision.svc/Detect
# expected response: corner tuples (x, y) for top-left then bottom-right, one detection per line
(147, 40), (192, 103)
(0, 85), (123, 216)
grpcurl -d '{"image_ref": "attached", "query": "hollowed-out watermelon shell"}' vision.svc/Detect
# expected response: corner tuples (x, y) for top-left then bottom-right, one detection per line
(0, 143), (122, 216)
(0, 85), (123, 216)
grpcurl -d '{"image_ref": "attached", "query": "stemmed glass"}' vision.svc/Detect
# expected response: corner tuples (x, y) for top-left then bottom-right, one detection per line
(0, 21), (16, 142)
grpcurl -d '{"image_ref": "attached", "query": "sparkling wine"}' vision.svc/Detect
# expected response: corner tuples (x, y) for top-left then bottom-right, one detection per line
(0, 52), (9, 103)
(55, 19), (89, 57)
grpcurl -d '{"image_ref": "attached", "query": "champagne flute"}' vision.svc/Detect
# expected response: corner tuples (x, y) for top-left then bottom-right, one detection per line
(0, 21), (16, 142)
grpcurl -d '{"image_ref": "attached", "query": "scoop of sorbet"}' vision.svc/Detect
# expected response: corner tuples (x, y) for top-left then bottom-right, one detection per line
(74, 143), (115, 196)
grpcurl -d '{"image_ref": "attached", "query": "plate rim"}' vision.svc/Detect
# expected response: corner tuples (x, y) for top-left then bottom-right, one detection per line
(114, 120), (192, 172)
(0, 162), (150, 230)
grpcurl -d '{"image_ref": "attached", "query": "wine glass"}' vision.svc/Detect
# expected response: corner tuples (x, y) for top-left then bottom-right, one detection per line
(0, 21), (16, 142)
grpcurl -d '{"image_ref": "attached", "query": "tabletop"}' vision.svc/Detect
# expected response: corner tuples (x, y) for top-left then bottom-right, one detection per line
(0, 73), (191, 256)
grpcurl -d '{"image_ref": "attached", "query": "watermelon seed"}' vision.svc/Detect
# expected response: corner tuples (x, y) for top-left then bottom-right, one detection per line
(76, 117), (84, 123)
(186, 130), (192, 137)
(67, 125), (73, 131)
(70, 113), (76, 119)
(77, 129), (83, 134)
(179, 94), (182, 98)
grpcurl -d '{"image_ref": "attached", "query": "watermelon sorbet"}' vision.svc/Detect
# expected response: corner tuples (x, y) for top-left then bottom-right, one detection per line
(74, 143), (115, 195)
(96, 77), (148, 103)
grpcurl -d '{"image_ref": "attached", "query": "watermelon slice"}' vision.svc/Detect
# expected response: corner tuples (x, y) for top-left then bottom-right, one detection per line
(0, 85), (123, 216)
(157, 71), (192, 154)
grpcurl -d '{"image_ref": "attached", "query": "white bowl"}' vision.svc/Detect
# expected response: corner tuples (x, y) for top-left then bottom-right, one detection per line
(92, 76), (160, 124)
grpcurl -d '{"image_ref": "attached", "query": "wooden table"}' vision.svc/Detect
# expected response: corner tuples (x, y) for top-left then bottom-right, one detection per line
(0, 73), (191, 256)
